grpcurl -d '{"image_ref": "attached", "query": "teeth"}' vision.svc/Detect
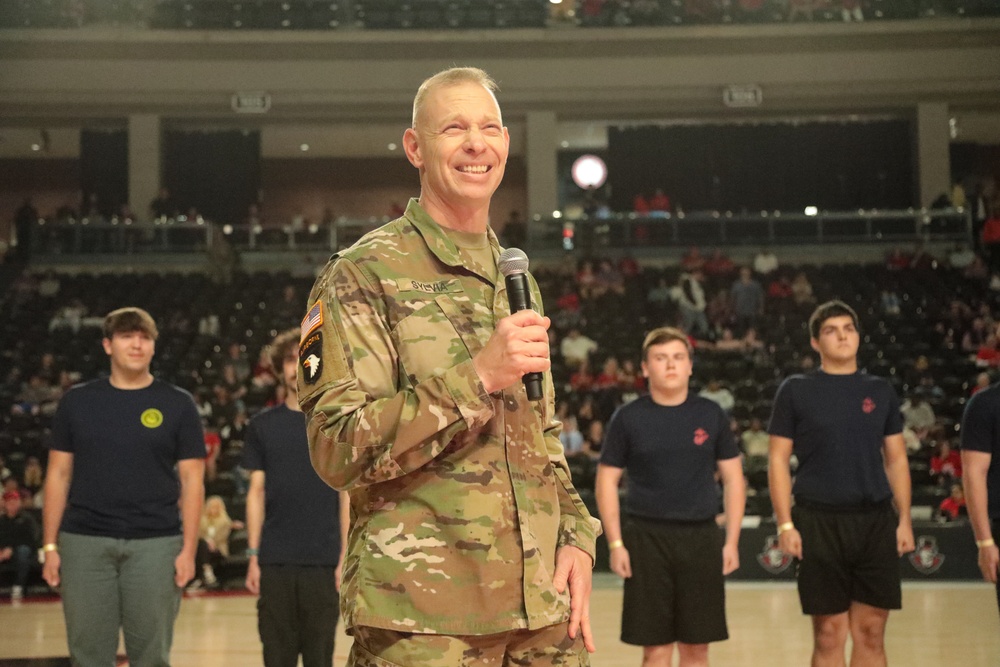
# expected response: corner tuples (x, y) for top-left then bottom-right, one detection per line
(459, 165), (488, 174)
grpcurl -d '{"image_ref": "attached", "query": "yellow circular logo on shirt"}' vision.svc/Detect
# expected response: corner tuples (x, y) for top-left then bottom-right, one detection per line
(140, 409), (163, 429)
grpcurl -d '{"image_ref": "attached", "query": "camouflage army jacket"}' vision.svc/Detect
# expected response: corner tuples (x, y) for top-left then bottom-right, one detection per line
(298, 199), (601, 635)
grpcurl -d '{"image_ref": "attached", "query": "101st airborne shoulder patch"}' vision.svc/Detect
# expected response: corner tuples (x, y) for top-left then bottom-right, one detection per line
(300, 301), (324, 385)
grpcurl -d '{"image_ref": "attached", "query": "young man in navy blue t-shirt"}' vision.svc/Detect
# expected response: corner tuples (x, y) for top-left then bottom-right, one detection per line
(243, 328), (348, 667)
(42, 307), (205, 667)
(768, 300), (914, 667)
(960, 378), (1000, 612)
(596, 327), (745, 667)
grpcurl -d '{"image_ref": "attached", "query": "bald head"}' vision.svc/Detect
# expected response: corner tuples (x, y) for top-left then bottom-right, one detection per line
(411, 67), (500, 129)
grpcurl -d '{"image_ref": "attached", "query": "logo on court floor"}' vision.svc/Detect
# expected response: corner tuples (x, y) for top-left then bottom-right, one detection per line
(757, 535), (794, 574)
(140, 408), (163, 429)
(908, 535), (945, 575)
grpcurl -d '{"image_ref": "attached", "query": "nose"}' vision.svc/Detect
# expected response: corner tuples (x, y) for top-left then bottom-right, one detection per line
(464, 126), (486, 152)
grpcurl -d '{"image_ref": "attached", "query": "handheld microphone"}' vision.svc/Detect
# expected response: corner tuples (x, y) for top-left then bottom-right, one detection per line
(498, 247), (544, 402)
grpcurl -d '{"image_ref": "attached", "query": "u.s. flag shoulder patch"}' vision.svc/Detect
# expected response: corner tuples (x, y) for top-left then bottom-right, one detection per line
(300, 301), (323, 343)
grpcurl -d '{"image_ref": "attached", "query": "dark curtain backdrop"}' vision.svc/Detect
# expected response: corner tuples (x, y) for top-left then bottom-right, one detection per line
(607, 120), (914, 212)
(164, 129), (260, 224)
(80, 129), (128, 217)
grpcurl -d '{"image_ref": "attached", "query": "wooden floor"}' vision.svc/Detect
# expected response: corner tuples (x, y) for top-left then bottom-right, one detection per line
(1, 576), (998, 666)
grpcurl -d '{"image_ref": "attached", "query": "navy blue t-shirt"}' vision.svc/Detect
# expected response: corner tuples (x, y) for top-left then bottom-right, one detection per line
(600, 394), (739, 522)
(241, 404), (341, 566)
(768, 371), (902, 506)
(960, 383), (1000, 520)
(51, 378), (206, 538)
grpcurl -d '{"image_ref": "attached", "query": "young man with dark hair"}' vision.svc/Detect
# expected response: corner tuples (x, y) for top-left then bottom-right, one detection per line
(243, 328), (348, 667)
(768, 300), (914, 667)
(960, 374), (1000, 612)
(596, 326), (745, 667)
(43, 307), (205, 667)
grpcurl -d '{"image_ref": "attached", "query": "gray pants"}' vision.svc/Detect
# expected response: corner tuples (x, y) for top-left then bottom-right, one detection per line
(59, 532), (183, 667)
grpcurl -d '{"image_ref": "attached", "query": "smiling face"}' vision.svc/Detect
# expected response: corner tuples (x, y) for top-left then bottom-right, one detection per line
(403, 80), (509, 229)
(102, 330), (155, 376)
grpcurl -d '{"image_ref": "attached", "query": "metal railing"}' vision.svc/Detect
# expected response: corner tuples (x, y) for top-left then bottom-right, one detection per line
(24, 207), (970, 258)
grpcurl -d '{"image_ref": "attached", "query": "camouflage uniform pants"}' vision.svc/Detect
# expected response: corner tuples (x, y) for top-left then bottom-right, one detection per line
(347, 623), (590, 667)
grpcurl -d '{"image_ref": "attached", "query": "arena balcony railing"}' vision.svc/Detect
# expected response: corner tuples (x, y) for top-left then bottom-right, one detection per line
(0, 0), (997, 30)
(23, 207), (970, 258)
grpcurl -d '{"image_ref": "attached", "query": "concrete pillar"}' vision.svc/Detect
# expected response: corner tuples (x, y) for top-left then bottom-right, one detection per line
(128, 113), (161, 220)
(915, 102), (951, 207)
(525, 110), (558, 242)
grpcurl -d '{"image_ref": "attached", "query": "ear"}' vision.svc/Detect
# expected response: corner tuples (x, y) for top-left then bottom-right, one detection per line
(641, 360), (649, 378)
(403, 128), (422, 170)
(102, 337), (113, 356)
(809, 337), (820, 354)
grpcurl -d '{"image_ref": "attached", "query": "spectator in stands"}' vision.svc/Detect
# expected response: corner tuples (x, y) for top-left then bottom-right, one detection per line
(37, 272), (61, 300)
(192, 495), (238, 590)
(972, 372), (992, 396)
(963, 317), (992, 354)
(885, 247), (911, 271)
(632, 193), (650, 216)
(646, 276), (673, 317)
(583, 419), (605, 457)
(576, 259), (598, 300)
(965, 254), (990, 281)
(649, 188), (671, 216)
(840, 0), (863, 21)
(569, 359), (596, 393)
(930, 440), (962, 485)
(704, 249), (736, 280)
(730, 267), (765, 333)
(0, 489), (40, 600)
(673, 269), (709, 337)
(753, 247), (779, 276)
(680, 246), (705, 273)
(712, 327), (744, 353)
(975, 334), (1000, 368)
(936, 484), (967, 522)
(207, 225), (239, 285)
(149, 187), (176, 220)
(560, 415), (587, 459)
(561, 327), (599, 370)
(11, 375), (60, 417)
(222, 342), (251, 384)
(20, 456), (44, 506)
(243, 328), (348, 667)
(947, 243), (976, 270)
(706, 290), (735, 332)
(916, 374), (944, 400)
(880, 289), (901, 316)
(981, 212), (1000, 271)
(699, 379), (735, 414)
(901, 391), (936, 441)
(593, 258), (626, 298)
(790, 271), (816, 306)
(48, 298), (88, 334)
(909, 241), (935, 271)
(594, 357), (622, 391)
(618, 359), (644, 393)
(741, 418), (770, 463)
(0, 456), (11, 484)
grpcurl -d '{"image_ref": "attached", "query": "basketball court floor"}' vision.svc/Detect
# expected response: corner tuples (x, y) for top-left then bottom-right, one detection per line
(1, 575), (997, 666)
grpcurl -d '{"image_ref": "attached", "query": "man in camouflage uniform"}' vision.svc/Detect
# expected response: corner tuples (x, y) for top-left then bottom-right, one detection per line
(298, 67), (602, 666)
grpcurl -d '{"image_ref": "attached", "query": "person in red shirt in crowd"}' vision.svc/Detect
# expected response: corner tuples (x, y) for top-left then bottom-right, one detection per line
(618, 255), (640, 279)
(633, 193), (650, 215)
(981, 214), (1000, 271)
(885, 248), (911, 271)
(930, 441), (963, 483)
(569, 359), (596, 393)
(594, 357), (621, 391)
(937, 484), (967, 521)
(649, 188), (671, 214)
(971, 372), (992, 396)
(680, 246), (705, 272)
(703, 249), (736, 280)
(976, 335), (1000, 368)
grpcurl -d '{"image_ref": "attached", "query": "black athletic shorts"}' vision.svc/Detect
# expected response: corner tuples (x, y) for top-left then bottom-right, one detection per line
(792, 499), (902, 616)
(620, 515), (728, 646)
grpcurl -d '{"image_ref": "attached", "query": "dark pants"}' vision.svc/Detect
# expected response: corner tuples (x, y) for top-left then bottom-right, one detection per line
(258, 564), (339, 667)
(3, 544), (34, 589)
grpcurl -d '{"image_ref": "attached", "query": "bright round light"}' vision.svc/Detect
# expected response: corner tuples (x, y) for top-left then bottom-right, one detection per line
(571, 154), (607, 189)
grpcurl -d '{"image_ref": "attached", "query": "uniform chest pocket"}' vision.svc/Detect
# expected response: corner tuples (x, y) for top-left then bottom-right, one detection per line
(393, 297), (476, 385)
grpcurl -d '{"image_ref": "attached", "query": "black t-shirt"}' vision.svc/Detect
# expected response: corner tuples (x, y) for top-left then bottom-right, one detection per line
(0, 510), (39, 549)
(241, 404), (341, 566)
(961, 383), (1000, 520)
(768, 371), (902, 506)
(600, 394), (739, 522)
(51, 378), (206, 538)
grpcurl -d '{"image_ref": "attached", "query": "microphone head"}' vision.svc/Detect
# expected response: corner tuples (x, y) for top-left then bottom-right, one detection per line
(498, 247), (529, 277)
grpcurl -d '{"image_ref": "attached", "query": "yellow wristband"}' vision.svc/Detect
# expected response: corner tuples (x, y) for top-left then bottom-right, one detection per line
(777, 522), (795, 535)
(42, 543), (58, 553)
(977, 538), (995, 549)
(607, 539), (624, 550)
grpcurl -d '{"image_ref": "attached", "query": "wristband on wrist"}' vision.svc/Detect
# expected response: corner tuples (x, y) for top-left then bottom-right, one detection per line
(42, 543), (58, 553)
(246, 548), (259, 557)
(777, 522), (795, 535)
(976, 538), (995, 549)
(607, 539), (624, 551)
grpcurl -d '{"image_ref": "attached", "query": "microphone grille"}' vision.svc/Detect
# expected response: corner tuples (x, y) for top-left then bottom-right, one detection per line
(498, 247), (529, 276)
